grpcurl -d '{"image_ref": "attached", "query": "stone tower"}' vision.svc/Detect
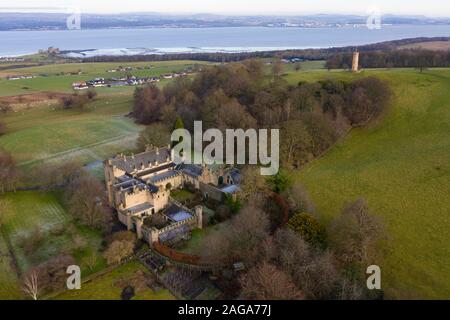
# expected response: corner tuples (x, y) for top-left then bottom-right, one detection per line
(352, 50), (360, 72)
(195, 205), (203, 229)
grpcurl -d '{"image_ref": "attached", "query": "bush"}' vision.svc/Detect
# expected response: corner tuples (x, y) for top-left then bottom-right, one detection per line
(86, 89), (97, 100)
(287, 213), (326, 247)
(267, 170), (292, 194)
(60, 94), (87, 110)
(19, 227), (45, 255)
(0, 103), (12, 112)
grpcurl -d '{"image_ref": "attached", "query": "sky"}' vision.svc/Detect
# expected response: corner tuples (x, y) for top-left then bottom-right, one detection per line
(0, 0), (449, 17)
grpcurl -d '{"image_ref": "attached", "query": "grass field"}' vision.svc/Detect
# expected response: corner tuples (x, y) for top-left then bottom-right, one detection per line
(284, 68), (450, 299)
(0, 94), (142, 184)
(0, 191), (105, 279)
(0, 233), (22, 299)
(0, 60), (208, 96)
(54, 261), (175, 300)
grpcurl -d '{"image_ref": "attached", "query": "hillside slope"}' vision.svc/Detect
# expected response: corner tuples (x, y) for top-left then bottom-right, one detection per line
(285, 68), (450, 299)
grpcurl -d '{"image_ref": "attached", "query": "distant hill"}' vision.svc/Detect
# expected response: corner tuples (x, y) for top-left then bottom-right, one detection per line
(1, 12), (450, 31)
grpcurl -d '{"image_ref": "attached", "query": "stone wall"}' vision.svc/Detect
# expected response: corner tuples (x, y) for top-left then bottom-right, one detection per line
(199, 182), (224, 202)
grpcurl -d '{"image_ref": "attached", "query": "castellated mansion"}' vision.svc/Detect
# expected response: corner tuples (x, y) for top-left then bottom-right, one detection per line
(104, 145), (240, 246)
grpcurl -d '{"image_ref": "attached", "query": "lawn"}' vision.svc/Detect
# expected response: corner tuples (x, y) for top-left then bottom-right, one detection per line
(284, 68), (450, 299)
(0, 94), (142, 185)
(171, 189), (197, 203)
(54, 261), (175, 300)
(178, 222), (229, 255)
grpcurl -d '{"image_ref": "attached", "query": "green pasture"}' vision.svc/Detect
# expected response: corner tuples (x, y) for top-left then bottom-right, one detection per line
(0, 60), (208, 96)
(284, 68), (450, 299)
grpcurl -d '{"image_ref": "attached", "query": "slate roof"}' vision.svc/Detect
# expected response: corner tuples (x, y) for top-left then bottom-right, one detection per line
(125, 202), (154, 214)
(179, 163), (204, 177)
(162, 203), (193, 222)
(112, 147), (171, 173)
(148, 170), (181, 184)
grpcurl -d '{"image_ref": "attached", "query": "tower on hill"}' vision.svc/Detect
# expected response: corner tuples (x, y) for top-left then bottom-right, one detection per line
(352, 50), (360, 72)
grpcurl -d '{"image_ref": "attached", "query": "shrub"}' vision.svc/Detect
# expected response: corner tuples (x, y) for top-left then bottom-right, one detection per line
(86, 89), (97, 100)
(287, 213), (326, 247)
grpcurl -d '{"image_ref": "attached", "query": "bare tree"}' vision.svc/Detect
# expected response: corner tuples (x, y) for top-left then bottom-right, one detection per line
(240, 261), (304, 300)
(0, 150), (19, 193)
(103, 240), (134, 265)
(137, 123), (171, 151)
(201, 203), (270, 265)
(283, 181), (316, 215)
(271, 59), (284, 77)
(329, 198), (386, 269)
(270, 229), (342, 299)
(238, 167), (268, 202)
(65, 171), (111, 229)
(22, 269), (40, 300)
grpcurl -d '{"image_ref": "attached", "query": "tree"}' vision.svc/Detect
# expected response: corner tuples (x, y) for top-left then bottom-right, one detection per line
(267, 170), (292, 193)
(104, 240), (134, 265)
(35, 254), (76, 292)
(329, 198), (386, 270)
(283, 182), (316, 215)
(271, 59), (284, 77)
(174, 116), (185, 130)
(240, 261), (304, 300)
(86, 89), (97, 100)
(238, 166), (268, 201)
(137, 122), (171, 151)
(64, 171), (111, 230)
(133, 85), (165, 124)
(202, 204), (270, 265)
(60, 94), (87, 110)
(0, 150), (19, 193)
(345, 77), (392, 126)
(280, 120), (312, 168)
(22, 269), (40, 300)
(287, 213), (326, 247)
(270, 229), (341, 299)
(294, 62), (302, 71)
(38, 161), (80, 190)
(19, 226), (45, 256)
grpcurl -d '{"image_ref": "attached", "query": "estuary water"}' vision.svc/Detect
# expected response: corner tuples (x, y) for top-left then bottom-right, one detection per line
(1, 25), (450, 57)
